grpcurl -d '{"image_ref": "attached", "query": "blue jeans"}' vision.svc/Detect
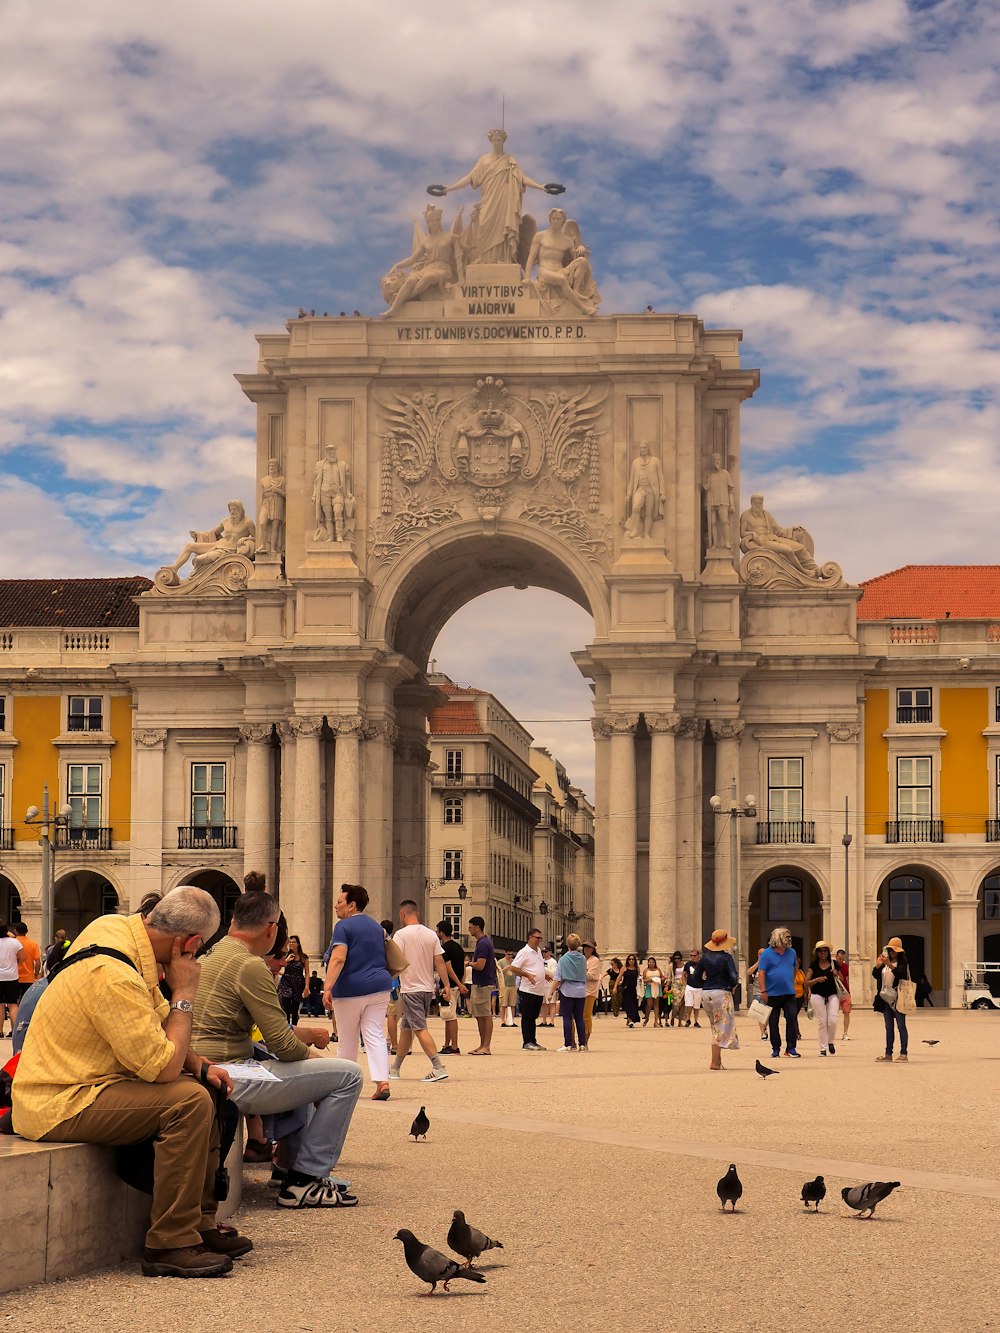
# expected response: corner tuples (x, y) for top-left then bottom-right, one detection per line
(229, 1058), (362, 1179)
(882, 1006), (908, 1056)
(767, 995), (799, 1052)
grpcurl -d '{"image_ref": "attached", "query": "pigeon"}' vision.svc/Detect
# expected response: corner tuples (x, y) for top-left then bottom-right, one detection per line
(410, 1106), (430, 1141)
(922, 1040), (940, 1046)
(801, 1175), (826, 1211)
(447, 1210), (504, 1267)
(717, 1164), (743, 1212)
(755, 1059), (779, 1079)
(393, 1229), (488, 1294)
(841, 1181), (901, 1219)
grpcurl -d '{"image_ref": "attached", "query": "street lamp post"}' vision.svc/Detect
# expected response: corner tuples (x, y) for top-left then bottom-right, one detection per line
(710, 780), (757, 1003)
(25, 785), (73, 956)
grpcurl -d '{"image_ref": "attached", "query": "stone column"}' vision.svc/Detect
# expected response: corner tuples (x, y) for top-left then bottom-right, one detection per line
(240, 723), (274, 887)
(826, 722), (861, 957)
(331, 713), (364, 899)
(288, 715), (324, 956)
(710, 720), (744, 932)
(362, 720), (398, 924)
(647, 712), (681, 955)
(591, 718), (612, 950)
(605, 712), (639, 955)
(131, 729), (167, 910)
(675, 718), (705, 948)
(949, 899), (979, 1007)
(276, 720), (296, 905)
(393, 735), (431, 913)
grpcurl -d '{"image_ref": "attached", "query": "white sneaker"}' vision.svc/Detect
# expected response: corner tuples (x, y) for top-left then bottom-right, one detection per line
(423, 1067), (449, 1082)
(388, 1068), (400, 1080)
(557, 1045), (574, 1052)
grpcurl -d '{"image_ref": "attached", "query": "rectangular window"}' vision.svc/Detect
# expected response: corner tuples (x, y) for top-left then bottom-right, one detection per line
(996, 687), (1000, 724)
(768, 887), (802, 920)
(68, 696), (103, 732)
(443, 902), (463, 934)
(896, 687), (932, 724)
(767, 757), (803, 821)
(984, 889), (1000, 920)
(897, 756), (932, 816)
(889, 889), (924, 920)
(0, 698), (5, 731)
(443, 849), (463, 881)
(443, 796), (463, 825)
(191, 763), (227, 827)
(445, 749), (463, 778)
(68, 763), (102, 828)
(0, 766), (4, 827)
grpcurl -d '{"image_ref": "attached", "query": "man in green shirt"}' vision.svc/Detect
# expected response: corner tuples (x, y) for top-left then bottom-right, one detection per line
(193, 892), (362, 1209)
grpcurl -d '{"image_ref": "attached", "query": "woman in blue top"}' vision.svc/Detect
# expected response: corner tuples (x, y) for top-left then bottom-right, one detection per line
(323, 883), (393, 1100)
(548, 933), (589, 1051)
(756, 927), (800, 1058)
(697, 929), (741, 1070)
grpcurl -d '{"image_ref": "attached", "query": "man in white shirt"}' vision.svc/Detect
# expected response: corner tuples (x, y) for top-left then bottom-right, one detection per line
(540, 946), (558, 1027)
(511, 928), (547, 1051)
(0, 923), (26, 1038)
(389, 900), (452, 1084)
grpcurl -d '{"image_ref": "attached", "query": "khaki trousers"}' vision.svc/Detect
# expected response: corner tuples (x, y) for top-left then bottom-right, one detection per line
(41, 1078), (219, 1250)
(584, 995), (596, 1039)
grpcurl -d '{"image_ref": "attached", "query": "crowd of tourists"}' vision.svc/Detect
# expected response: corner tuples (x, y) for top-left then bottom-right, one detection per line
(0, 884), (917, 1281)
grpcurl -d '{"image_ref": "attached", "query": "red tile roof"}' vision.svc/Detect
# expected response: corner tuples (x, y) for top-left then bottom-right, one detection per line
(428, 681), (490, 735)
(0, 577), (152, 628)
(858, 566), (1000, 621)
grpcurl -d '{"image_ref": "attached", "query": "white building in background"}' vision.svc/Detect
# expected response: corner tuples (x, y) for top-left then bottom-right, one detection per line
(424, 674), (595, 949)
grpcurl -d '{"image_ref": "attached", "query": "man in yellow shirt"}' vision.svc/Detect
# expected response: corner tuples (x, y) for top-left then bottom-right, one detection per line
(12, 887), (250, 1278)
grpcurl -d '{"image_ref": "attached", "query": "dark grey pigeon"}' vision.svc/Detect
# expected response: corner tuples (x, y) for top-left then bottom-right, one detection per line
(841, 1181), (901, 1219)
(447, 1209), (504, 1267)
(922, 1040), (940, 1046)
(393, 1228), (487, 1294)
(717, 1164), (743, 1212)
(755, 1059), (779, 1079)
(801, 1175), (826, 1210)
(410, 1106), (430, 1141)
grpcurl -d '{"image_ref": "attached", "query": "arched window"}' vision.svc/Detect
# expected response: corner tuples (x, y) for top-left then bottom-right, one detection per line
(767, 876), (803, 921)
(888, 874), (924, 920)
(981, 873), (1000, 921)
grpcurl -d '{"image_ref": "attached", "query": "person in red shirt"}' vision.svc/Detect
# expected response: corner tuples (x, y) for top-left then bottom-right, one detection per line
(14, 923), (41, 998)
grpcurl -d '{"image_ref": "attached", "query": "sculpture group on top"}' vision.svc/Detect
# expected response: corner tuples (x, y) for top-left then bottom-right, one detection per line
(738, 492), (843, 590)
(380, 129), (601, 317)
(153, 499), (257, 595)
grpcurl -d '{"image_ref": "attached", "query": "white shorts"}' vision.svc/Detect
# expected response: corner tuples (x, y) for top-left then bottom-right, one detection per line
(684, 986), (703, 1009)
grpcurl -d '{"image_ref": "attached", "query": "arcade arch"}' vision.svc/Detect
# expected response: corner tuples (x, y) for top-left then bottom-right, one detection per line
(875, 866), (950, 999)
(977, 869), (1000, 995)
(53, 871), (120, 939)
(747, 867), (824, 964)
(0, 874), (22, 925)
(176, 868), (242, 946)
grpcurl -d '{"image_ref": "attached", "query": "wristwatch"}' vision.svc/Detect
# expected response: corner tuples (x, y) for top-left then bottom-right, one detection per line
(169, 999), (194, 1014)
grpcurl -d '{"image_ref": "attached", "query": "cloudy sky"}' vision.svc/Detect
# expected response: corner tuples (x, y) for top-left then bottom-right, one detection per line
(3, 0), (999, 795)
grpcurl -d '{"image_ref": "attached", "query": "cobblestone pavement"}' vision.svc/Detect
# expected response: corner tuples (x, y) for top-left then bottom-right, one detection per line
(7, 1006), (1000, 1331)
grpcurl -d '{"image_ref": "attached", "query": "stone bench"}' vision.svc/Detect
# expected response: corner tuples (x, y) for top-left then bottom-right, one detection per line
(0, 1132), (243, 1293)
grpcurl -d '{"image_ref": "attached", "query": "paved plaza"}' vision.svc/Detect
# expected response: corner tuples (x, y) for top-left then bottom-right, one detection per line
(5, 1006), (1000, 1329)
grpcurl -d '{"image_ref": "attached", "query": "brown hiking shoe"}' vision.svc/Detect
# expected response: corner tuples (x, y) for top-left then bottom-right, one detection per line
(141, 1244), (233, 1278)
(199, 1226), (254, 1258)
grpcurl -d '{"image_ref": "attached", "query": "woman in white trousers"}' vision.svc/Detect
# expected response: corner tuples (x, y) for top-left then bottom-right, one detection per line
(805, 941), (841, 1056)
(323, 884), (393, 1100)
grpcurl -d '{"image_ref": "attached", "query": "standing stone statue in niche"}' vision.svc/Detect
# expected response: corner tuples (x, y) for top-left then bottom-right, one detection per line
(312, 444), (355, 543)
(381, 204), (466, 316)
(524, 210), (601, 315)
(165, 500), (256, 577)
(427, 128), (564, 267)
(703, 452), (734, 549)
(258, 458), (286, 556)
(624, 441), (666, 540)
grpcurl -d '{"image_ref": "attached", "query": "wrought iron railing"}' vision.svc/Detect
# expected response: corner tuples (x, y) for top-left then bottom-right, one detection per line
(755, 821), (816, 845)
(178, 825), (239, 850)
(885, 819), (943, 843)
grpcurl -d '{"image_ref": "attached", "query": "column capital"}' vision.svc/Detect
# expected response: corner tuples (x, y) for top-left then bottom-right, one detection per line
(239, 722), (273, 745)
(826, 721), (860, 743)
(395, 737), (430, 765)
(710, 719), (744, 741)
(646, 711), (682, 735)
(677, 717), (707, 740)
(276, 719), (295, 741)
(607, 711), (640, 735)
(365, 719), (399, 746)
(330, 712), (366, 736)
(288, 714), (324, 738)
(133, 728), (167, 750)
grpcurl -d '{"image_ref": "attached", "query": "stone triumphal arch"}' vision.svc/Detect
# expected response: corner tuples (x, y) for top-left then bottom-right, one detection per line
(135, 132), (854, 956)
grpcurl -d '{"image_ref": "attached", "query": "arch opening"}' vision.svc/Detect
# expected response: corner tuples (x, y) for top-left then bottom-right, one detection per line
(54, 872), (119, 940)
(748, 867), (824, 963)
(875, 866), (949, 1001)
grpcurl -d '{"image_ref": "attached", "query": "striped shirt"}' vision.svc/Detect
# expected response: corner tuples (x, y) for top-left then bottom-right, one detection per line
(12, 914), (174, 1140)
(193, 935), (309, 1064)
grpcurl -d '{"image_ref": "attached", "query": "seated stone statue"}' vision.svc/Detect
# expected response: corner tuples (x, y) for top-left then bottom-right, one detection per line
(380, 204), (465, 316)
(739, 493), (819, 576)
(167, 500), (256, 577)
(523, 209), (600, 315)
